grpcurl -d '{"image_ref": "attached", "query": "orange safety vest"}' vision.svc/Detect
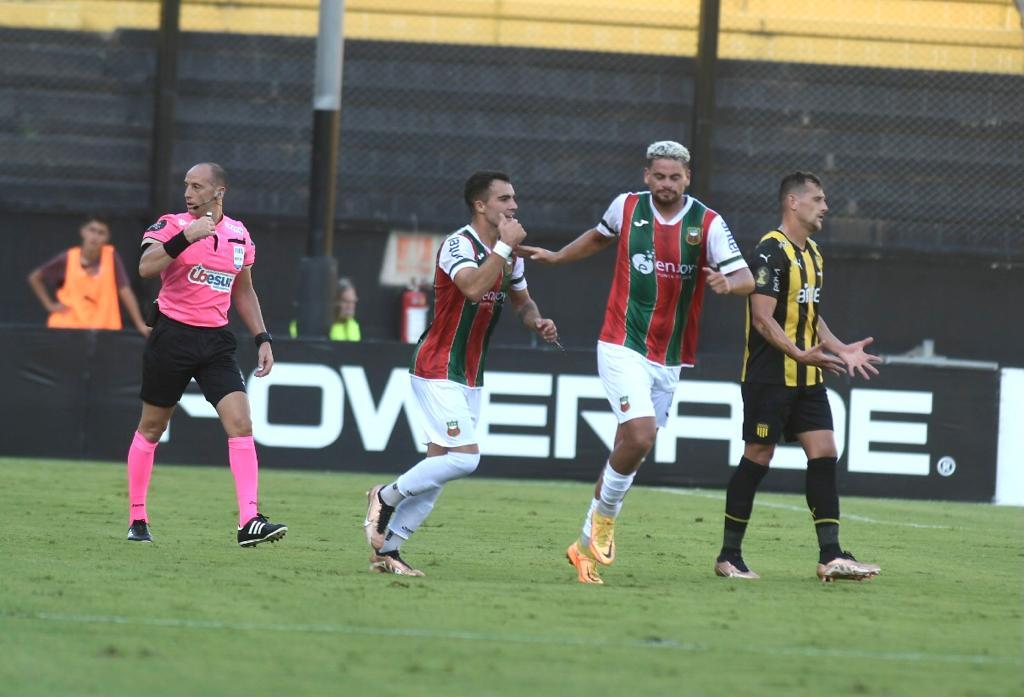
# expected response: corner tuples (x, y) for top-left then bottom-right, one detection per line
(47, 245), (123, 330)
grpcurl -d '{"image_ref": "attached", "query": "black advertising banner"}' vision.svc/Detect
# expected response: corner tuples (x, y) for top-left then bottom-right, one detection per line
(0, 328), (1000, 501)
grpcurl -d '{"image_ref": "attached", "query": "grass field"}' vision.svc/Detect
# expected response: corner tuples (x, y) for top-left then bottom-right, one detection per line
(1, 457), (1021, 697)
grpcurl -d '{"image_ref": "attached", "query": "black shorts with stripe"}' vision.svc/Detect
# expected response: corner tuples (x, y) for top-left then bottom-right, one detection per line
(140, 313), (246, 408)
(741, 382), (833, 444)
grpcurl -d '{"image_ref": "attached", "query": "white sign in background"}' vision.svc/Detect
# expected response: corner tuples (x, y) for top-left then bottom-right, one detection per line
(164, 362), (945, 478)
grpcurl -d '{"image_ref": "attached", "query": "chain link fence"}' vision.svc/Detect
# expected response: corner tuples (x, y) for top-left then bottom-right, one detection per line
(1, 0), (1021, 259)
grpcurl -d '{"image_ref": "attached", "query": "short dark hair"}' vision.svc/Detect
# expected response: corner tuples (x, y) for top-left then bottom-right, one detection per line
(779, 171), (822, 205)
(195, 162), (228, 188)
(81, 214), (111, 230)
(464, 170), (511, 211)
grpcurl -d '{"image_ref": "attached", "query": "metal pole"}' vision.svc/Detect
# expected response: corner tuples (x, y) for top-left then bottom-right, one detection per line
(296, 0), (344, 337)
(149, 0), (181, 217)
(689, 0), (721, 201)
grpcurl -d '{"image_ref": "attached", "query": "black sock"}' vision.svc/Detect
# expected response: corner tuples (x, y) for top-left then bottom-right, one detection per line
(720, 457), (769, 557)
(806, 456), (842, 560)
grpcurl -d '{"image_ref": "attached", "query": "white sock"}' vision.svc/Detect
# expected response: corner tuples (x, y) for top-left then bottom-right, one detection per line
(394, 452), (480, 497)
(379, 481), (406, 507)
(580, 497), (599, 547)
(595, 462), (636, 518)
(383, 486), (444, 548)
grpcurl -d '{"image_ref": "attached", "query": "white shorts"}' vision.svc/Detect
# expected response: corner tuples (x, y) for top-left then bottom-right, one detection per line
(409, 375), (481, 448)
(597, 341), (681, 428)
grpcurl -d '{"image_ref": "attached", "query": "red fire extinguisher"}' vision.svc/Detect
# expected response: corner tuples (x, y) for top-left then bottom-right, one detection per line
(400, 279), (429, 344)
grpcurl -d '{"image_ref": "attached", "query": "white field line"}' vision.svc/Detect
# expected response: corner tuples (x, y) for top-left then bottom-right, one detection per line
(650, 487), (958, 530)
(21, 612), (1016, 667)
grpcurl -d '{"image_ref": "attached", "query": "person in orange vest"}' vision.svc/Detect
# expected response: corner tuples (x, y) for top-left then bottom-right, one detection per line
(27, 215), (150, 336)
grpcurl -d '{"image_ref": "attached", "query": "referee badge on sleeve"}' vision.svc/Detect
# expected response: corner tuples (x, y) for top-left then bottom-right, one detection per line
(233, 245), (245, 269)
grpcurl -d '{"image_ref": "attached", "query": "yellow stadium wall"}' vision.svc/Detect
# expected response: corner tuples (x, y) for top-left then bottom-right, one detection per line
(0, 0), (1020, 74)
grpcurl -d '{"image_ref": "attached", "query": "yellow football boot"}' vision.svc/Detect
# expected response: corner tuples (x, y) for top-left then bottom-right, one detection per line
(588, 511), (616, 566)
(567, 540), (604, 584)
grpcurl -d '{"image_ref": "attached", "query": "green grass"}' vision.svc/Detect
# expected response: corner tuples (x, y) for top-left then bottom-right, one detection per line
(0, 457), (1021, 697)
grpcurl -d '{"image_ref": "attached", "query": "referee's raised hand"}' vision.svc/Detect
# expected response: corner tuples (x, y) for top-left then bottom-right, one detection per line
(184, 213), (217, 243)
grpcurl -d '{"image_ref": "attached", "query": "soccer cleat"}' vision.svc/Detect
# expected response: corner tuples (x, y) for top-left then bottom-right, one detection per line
(714, 552), (760, 579)
(567, 540), (604, 584)
(237, 514), (287, 547)
(817, 551), (880, 582)
(126, 519), (152, 542)
(588, 511), (616, 566)
(369, 549), (425, 577)
(363, 484), (395, 551)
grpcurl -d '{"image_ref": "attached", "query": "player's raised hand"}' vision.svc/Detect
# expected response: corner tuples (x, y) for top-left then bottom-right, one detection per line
(184, 212), (216, 243)
(498, 214), (527, 248)
(703, 267), (732, 294)
(799, 343), (845, 375)
(837, 336), (882, 380)
(534, 317), (559, 343)
(254, 342), (274, 378)
(517, 245), (558, 264)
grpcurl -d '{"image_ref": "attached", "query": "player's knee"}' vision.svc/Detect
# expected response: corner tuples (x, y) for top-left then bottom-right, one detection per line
(448, 451), (480, 476)
(137, 419), (168, 443)
(623, 424), (657, 453)
(223, 415), (253, 438)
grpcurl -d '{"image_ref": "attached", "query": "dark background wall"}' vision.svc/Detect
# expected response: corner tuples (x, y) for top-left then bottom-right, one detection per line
(7, 210), (1023, 365)
(3, 28), (1022, 364)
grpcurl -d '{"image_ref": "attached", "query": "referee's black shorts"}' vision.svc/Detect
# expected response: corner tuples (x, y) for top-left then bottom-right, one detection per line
(741, 382), (833, 444)
(140, 313), (246, 408)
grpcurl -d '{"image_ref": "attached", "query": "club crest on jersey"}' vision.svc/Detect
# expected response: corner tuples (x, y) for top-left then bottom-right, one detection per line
(446, 420), (461, 437)
(187, 264), (235, 293)
(233, 244), (245, 270)
(685, 226), (702, 246)
(631, 251), (654, 275)
(619, 396), (630, 413)
(756, 423), (770, 438)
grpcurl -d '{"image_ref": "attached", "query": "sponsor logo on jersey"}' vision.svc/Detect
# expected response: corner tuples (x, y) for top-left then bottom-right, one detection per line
(225, 221), (245, 234)
(446, 420), (461, 437)
(146, 220), (167, 232)
(796, 283), (820, 304)
(233, 245), (245, 270)
(478, 290), (507, 305)
(187, 264), (236, 293)
(655, 260), (698, 279)
(633, 219), (649, 227)
(631, 251), (654, 274)
(756, 267), (769, 288)
(685, 226), (702, 246)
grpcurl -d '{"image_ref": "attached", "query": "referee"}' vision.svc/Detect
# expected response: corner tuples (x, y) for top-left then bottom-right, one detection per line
(715, 171), (881, 582)
(124, 162), (286, 547)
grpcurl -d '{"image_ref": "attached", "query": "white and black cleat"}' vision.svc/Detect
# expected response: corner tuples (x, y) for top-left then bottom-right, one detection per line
(127, 519), (152, 542)
(237, 514), (287, 547)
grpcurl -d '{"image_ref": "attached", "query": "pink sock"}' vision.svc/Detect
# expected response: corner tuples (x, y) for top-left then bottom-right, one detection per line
(127, 431), (157, 524)
(228, 435), (260, 527)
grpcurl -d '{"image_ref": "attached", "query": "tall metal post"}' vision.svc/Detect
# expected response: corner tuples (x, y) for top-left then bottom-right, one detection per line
(689, 0), (721, 201)
(149, 0), (182, 217)
(295, 0), (344, 337)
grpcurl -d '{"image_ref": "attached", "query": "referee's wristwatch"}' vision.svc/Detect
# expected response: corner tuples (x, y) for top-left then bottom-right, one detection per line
(254, 331), (273, 348)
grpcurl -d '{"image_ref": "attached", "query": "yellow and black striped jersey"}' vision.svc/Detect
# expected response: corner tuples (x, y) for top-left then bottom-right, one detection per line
(742, 230), (824, 387)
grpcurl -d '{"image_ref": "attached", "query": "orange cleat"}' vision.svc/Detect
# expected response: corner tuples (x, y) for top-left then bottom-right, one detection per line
(567, 540), (604, 584)
(588, 512), (616, 566)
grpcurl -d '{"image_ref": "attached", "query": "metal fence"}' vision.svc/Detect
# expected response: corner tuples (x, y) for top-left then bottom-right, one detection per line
(1, 0), (1021, 259)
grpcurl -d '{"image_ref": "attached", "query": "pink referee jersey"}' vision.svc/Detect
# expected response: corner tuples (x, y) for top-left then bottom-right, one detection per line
(142, 212), (255, 327)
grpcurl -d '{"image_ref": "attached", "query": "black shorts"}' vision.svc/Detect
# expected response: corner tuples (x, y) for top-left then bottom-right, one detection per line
(140, 314), (246, 408)
(741, 382), (833, 444)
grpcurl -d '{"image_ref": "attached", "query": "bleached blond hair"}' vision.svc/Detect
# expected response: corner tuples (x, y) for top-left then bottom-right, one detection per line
(645, 141), (690, 166)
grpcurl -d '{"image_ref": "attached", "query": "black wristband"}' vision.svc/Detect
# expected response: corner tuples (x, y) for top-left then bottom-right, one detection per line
(163, 231), (192, 258)
(254, 332), (273, 348)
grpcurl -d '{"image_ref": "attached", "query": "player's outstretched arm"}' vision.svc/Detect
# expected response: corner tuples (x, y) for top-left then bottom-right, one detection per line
(703, 266), (754, 295)
(750, 295), (845, 374)
(817, 318), (881, 380)
(510, 288), (559, 344)
(519, 228), (614, 265)
(232, 267), (273, 377)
